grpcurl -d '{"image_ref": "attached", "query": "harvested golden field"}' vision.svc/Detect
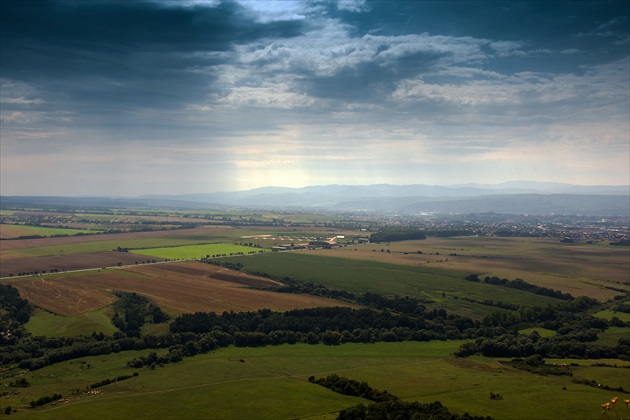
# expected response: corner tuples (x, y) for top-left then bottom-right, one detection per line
(0, 224), (37, 239)
(307, 237), (630, 301)
(12, 275), (118, 316)
(9, 261), (357, 316)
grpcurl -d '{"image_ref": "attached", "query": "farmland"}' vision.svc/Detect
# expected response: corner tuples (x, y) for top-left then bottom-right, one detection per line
(0, 226), (235, 277)
(2, 342), (627, 419)
(8, 262), (357, 318)
(307, 236), (630, 301)
(0, 224), (355, 277)
(0, 206), (628, 419)
(226, 252), (577, 319)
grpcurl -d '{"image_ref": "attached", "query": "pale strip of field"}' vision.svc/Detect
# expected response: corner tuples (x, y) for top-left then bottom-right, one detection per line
(307, 237), (629, 301)
(9, 261), (358, 316)
(0, 225), (234, 251)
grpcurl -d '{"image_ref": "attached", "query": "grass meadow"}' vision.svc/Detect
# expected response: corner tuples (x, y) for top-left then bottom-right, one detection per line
(227, 252), (561, 318)
(3, 342), (626, 420)
(594, 326), (630, 347)
(3, 233), (628, 419)
(24, 307), (117, 337)
(594, 309), (630, 323)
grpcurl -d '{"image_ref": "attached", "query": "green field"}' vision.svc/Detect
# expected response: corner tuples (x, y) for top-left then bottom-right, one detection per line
(25, 307), (117, 337)
(594, 326), (630, 347)
(130, 243), (269, 260)
(228, 252), (562, 318)
(593, 309), (630, 323)
(3, 342), (625, 419)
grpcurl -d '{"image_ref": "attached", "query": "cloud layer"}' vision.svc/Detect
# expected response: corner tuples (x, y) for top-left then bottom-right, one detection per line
(1, 0), (628, 195)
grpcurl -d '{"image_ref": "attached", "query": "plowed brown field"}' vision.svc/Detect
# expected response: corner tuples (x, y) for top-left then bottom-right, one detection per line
(10, 261), (357, 316)
(0, 224), (36, 239)
(0, 252), (166, 277)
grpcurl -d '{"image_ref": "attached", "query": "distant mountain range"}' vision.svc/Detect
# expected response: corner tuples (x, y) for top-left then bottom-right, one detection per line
(2, 182), (629, 216)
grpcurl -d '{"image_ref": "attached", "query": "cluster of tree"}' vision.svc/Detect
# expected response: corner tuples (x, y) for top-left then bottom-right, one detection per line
(464, 274), (574, 300)
(454, 330), (630, 360)
(199, 250), (264, 260)
(9, 377), (30, 387)
(202, 259), (244, 271)
(370, 230), (426, 243)
(308, 374), (397, 402)
(9, 332), (176, 370)
(481, 296), (602, 330)
(4, 234), (47, 240)
(613, 301), (630, 314)
(453, 296), (630, 360)
(111, 291), (169, 337)
(128, 350), (181, 368)
(506, 355), (573, 377)
(15, 338), (127, 370)
(235, 242), (263, 248)
(610, 239), (630, 246)
(29, 393), (63, 408)
(89, 373), (138, 389)
(460, 296), (521, 311)
(0, 284), (32, 334)
(169, 307), (483, 343)
(338, 400), (493, 420)
(571, 377), (628, 394)
(309, 374), (493, 419)
(13, 268), (63, 277)
(488, 391), (503, 400)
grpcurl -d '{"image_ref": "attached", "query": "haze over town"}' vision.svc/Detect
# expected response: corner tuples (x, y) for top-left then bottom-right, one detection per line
(1, 0), (629, 196)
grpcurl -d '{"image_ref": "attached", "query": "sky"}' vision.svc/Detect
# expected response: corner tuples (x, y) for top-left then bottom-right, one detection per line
(1, 0), (629, 196)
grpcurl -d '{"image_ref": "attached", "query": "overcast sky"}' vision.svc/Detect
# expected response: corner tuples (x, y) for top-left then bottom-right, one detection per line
(1, 0), (629, 196)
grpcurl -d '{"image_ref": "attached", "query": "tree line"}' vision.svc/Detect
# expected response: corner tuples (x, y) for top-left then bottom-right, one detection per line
(370, 230), (426, 243)
(2, 269), (628, 375)
(464, 274), (574, 300)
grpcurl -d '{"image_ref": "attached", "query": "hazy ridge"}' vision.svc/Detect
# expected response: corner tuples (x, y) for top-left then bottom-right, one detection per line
(2, 182), (629, 216)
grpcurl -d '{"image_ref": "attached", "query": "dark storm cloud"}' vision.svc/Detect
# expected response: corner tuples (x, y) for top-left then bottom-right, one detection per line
(303, 50), (446, 100)
(0, 0), (305, 111)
